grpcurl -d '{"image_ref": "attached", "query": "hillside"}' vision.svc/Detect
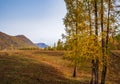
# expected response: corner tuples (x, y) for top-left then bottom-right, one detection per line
(0, 32), (37, 50)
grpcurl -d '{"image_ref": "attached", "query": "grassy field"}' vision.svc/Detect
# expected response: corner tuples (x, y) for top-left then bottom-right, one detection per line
(0, 50), (120, 84)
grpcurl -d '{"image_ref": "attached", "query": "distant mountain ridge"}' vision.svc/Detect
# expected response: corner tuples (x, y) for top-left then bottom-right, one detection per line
(35, 43), (48, 48)
(0, 32), (37, 50)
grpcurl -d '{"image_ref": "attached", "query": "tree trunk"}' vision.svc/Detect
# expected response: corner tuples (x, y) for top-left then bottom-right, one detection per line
(94, 0), (98, 36)
(90, 60), (95, 84)
(95, 59), (99, 84)
(73, 65), (77, 77)
(101, 66), (107, 84)
(106, 0), (110, 50)
(94, 0), (99, 84)
(88, 0), (92, 35)
(101, 0), (110, 84)
(88, 1), (96, 84)
(73, 0), (78, 78)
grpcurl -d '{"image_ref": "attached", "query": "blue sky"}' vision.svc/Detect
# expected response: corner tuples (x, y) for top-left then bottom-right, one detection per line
(0, 0), (66, 46)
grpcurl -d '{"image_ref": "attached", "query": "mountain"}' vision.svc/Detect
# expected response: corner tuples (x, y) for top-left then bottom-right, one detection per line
(0, 32), (37, 50)
(35, 43), (48, 48)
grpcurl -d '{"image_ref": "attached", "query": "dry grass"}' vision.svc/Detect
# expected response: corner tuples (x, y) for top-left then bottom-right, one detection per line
(0, 50), (119, 84)
(0, 50), (87, 84)
(106, 50), (120, 84)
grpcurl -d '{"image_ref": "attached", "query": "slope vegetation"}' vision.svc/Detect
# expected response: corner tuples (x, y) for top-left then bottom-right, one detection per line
(0, 32), (37, 50)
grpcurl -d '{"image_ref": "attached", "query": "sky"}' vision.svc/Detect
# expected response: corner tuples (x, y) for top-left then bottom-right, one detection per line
(0, 0), (67, 46)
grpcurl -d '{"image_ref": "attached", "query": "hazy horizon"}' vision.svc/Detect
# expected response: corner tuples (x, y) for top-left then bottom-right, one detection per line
(0, 0), (67, 46)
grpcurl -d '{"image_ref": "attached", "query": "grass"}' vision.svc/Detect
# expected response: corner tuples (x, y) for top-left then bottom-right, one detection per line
(0, 50), (119, 84)
(106, 50), (120, 84)
(0, 50), (84, 84)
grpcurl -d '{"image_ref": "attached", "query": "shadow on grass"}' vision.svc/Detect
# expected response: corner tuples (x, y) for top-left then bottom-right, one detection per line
(33, 50), (64, 56)
(0, 53), (87, 84)
(107, 52), (120, 84)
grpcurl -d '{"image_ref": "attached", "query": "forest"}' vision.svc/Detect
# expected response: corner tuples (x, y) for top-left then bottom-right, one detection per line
(53, 0), (120, 84)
